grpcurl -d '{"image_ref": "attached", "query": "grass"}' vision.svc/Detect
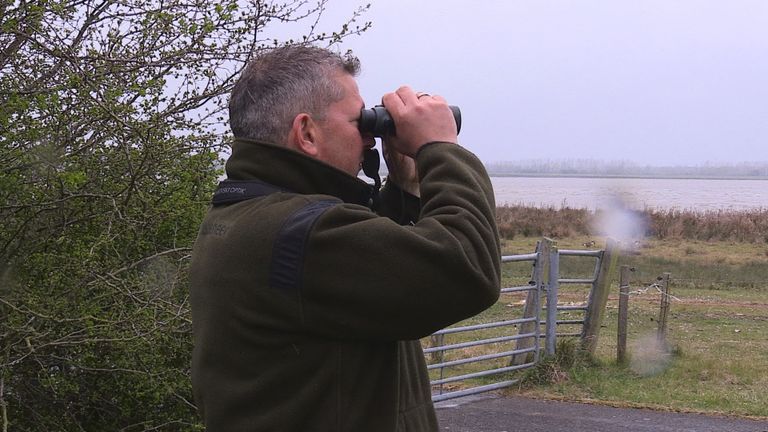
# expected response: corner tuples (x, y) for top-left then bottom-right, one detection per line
(426, 234), (768, 419)
(556, 284), (768, 418)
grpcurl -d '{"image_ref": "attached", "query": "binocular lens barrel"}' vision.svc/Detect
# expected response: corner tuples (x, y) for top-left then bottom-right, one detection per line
(359, 105), (462, 137)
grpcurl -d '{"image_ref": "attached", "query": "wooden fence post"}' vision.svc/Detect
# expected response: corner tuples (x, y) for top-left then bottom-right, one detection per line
(545, 244), (560, 357)
(582, 238), (619, 354)
(429, 334), (444, 364)
(657, 272), (672, 345)
(511, 238), (552, 365)
(617, 265), (632, 364)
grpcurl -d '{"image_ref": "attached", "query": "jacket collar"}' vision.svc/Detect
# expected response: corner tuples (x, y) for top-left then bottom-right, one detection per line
(224, 138), (375, 207)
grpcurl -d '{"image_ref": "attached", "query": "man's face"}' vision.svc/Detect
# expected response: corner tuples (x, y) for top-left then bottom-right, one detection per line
(314, 73), (375, 176)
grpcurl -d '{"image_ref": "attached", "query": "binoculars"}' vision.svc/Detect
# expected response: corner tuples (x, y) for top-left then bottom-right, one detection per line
(359, 105), (462, 137)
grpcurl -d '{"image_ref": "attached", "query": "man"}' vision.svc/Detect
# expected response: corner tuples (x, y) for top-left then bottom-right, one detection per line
(189, 45), (501, 431)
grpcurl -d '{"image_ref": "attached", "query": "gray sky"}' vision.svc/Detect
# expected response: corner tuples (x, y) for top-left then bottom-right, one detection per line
(306, 0), (768, 165)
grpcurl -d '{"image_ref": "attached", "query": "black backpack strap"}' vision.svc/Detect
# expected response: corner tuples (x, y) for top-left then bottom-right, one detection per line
(362, 148), (381, 210)
(212, 179), (286, 206)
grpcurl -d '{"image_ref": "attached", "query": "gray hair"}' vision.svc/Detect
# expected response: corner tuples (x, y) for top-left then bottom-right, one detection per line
(229, 45), (361, 144)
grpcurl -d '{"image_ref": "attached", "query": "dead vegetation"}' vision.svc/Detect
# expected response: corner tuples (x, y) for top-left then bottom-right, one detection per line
(496, 205), (768, 243)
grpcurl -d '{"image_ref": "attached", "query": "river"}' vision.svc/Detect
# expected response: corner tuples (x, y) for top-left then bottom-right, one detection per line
(490, 176), (768, 211)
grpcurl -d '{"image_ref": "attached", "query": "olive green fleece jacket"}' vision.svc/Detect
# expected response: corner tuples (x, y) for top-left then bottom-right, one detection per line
(189, 139), (501, 432)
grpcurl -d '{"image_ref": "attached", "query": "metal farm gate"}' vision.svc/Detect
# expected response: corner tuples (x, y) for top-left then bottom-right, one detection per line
(425, 238), (617, 402)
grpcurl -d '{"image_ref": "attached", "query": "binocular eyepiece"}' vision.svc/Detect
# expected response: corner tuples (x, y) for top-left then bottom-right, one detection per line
(359, 105), (462, 137)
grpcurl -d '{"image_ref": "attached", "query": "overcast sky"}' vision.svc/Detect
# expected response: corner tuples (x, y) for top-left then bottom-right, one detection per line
(298, 0), (768, 166)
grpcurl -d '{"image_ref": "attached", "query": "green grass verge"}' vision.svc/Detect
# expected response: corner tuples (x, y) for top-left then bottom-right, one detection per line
(427, 236), (768, 418)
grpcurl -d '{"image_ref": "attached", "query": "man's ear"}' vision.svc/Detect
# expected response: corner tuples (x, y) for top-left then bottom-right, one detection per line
(288, 113), (320, 157)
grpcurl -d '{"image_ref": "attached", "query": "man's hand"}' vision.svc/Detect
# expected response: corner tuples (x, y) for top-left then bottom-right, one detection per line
(383, 136), (419, 197)
(381, 86), (458, 158)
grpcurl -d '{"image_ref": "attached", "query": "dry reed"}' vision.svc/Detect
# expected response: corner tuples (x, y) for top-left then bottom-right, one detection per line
(495, 205), (591, 239)
(496, 205), (768, 243)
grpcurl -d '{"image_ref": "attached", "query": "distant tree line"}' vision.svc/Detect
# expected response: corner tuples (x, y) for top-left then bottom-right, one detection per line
(485, 159), (768, 178)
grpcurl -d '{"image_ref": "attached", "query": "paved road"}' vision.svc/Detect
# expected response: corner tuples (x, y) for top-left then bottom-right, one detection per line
(435, 394), (768, 432)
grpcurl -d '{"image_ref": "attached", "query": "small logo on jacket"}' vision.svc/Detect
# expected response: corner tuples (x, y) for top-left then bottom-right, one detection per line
(215, 187), (246, 196)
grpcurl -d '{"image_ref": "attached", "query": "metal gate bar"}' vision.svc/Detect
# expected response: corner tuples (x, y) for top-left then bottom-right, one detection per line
(427, 240), (610, 402)
(551, 248), (604, 338)
(428, 249), (543, 402)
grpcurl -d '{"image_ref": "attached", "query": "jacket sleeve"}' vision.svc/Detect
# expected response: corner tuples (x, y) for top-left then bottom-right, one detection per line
(375, 180), (421, 225)
(299, 142), (501, 341)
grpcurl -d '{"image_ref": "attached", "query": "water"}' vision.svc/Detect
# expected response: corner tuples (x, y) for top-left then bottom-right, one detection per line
(491, 176), (768, 211)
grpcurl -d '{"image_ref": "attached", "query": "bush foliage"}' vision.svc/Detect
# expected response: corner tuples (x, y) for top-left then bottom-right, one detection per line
(0, 1), (370, 430)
